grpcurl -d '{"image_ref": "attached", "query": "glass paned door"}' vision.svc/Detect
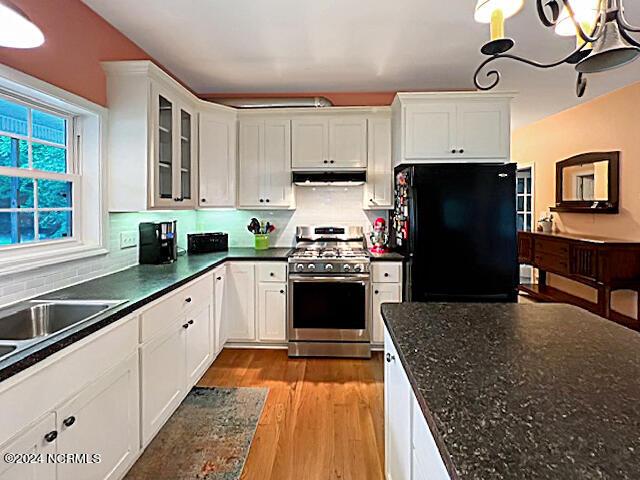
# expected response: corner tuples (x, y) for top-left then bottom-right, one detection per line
(517, 167), (533, 284)
(180, 109), (191, 200)
(158, 95), (173, 200)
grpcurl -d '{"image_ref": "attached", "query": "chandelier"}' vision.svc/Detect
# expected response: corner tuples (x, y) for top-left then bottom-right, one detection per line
(473, 0), (640, 97)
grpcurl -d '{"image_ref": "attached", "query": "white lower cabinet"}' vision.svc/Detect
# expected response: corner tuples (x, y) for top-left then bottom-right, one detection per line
(384, 329), (412, 480)
(56, 354), (139, 480)
(226, 262), (256, 341)
(213, 265), (227, 354)
(140, 320), (186, 445)
(384, 326), (450, 480)
(0, 413), (57, 480)
(185, 304), (213, 387)
(372, 283), (402, 344)
(257, 283), (287, 342)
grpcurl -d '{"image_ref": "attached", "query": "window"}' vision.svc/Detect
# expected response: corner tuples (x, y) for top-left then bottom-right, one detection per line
(0, 94), (75, 246)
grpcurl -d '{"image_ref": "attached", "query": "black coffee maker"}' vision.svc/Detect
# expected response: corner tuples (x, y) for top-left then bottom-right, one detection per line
(139, 221), (178, 264)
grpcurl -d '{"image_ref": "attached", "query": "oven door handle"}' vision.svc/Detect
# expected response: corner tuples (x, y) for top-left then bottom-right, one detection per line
(289, 274), (370, 282)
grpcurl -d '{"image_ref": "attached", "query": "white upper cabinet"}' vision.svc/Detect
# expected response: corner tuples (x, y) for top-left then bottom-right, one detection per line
(392, 92), (513, 165)
(404, 103), (457, 160)
(364, 115), (393, 209)
(292, 114), (368, 170)
(291, 117), (329, 169)
(238, 115), (293, 209)
(103, 61), (200, 211)
(328, 116), (368, 168)
(198, 103), (237, 208)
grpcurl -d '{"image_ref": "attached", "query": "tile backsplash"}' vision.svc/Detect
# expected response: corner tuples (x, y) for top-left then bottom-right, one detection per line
(0, 186), (387, 306)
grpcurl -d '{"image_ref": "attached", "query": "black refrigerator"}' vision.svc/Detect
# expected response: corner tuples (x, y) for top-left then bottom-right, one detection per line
(390, 163), (518, 303)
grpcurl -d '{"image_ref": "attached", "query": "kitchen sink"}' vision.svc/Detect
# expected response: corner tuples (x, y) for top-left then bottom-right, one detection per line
(0, 300), (125, 342)
(0, 345), (16, 358)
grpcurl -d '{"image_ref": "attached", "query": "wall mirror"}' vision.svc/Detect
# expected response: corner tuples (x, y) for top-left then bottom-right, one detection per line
(553, 151), (619, 214)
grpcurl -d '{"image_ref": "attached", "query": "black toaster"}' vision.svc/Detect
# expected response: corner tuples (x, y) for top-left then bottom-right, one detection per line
(187, 233), (228, 254)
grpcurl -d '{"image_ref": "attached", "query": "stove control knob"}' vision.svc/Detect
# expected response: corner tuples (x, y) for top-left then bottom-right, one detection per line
(354, 264), (363, 272)
(325, 264), (334, 272)
(308, 264), (316, 271)
(343, 264), (351, 272)
(296, 263), (305, 272)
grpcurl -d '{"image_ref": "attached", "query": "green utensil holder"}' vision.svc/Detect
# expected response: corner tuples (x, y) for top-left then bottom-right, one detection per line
(254, 234), (269, 250)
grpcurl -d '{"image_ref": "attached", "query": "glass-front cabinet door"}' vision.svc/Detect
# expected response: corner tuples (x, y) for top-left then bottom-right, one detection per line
(152, 85), (197, 208)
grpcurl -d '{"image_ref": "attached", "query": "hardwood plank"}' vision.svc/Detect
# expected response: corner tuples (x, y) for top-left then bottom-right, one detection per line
(198, 349), (384, 480)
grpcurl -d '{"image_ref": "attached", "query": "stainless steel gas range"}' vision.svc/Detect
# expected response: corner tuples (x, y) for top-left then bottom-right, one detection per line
(287, 226), (371, 358)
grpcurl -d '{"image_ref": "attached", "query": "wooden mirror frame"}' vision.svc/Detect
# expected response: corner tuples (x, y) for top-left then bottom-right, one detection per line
(551, 151), (620, 214)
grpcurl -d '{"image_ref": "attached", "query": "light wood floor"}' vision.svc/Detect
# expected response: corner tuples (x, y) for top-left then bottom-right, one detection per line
(198, 348), (385, 480)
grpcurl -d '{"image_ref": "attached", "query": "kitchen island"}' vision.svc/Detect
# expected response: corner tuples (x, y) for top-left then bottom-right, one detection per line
(381, 302), (640, 480)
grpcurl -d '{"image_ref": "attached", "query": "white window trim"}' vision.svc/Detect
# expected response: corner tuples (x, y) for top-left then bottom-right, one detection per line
(0, 63), (108, 276)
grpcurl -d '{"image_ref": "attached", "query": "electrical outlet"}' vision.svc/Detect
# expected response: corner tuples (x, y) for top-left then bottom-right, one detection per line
(120, 231), (138, 250)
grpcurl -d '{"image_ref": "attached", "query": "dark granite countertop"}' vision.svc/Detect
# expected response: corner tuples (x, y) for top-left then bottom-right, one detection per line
(369, 251), (404, 261)
(381, 302), (640, 480)
(0, 248), (291, 382)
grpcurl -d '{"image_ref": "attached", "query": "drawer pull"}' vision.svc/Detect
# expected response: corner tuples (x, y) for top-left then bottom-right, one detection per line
(63, 416), (76, 428)
(185, 297), (192, 303)
(44, 431), (58, 443)
(270, 272), (275, 277)
(386, 353), (395, 363)
(384, 273), (389, 277)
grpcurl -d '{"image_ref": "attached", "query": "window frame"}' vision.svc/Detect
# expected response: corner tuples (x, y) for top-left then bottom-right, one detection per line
(0, 63), (108, 276)
(0, 90), (78, 247)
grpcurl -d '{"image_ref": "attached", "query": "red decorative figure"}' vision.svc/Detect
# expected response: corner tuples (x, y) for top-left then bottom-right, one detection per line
(370, 217), (389, 254)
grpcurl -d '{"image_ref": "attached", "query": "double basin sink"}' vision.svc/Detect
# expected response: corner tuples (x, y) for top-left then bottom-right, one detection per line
(0, 299), (126, 361)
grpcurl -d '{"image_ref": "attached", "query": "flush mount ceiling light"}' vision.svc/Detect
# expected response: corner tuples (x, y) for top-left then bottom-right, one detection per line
(0, 1), (44, 49)
(474, 0), (640, 97)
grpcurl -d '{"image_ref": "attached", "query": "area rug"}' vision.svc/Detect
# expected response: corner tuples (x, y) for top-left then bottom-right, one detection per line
(125, 386), (268, 480)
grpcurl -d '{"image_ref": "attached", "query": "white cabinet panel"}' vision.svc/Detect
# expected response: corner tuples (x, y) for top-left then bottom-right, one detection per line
(404, 103), (457, 160)
(140, 321), (185, 445)
(263, 120), (292, 207)
(364, 117), (392, 209)
(56, 354), (139, 480)
(291, 117), (329, 169)
(384, 328), (412, 480)
(412, 393), (450, 480)
(456, 101), (509, 159)
(372, 284), (401, 344)
(0, 414), (56, 480)
(185, 305), (213, 387)
(226, 263), (256, 341)
(238, 121), (263, 207)
(213, 266), (227, 354)
(257, 283), (287, 342)
(329, 116), (367, 168)
(372, 262), (402, 284)
(199, 110), (236, 207)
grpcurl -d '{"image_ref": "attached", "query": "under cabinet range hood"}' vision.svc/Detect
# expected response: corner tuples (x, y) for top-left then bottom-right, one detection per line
(292, 171), (367, 186)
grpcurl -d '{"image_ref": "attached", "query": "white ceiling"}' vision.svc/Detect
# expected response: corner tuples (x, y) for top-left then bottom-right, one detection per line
(83, 0), (640, 128)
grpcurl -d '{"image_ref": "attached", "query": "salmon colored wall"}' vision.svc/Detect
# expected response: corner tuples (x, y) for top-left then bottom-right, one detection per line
(200, 92), (397, 106)
(512, 81), (640, 319)
(0, 0), (153, 106)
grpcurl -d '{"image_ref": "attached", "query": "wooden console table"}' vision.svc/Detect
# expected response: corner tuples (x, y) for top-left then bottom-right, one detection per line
(518, 231), (640, 330)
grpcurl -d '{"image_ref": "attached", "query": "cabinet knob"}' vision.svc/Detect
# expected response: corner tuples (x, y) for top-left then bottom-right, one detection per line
(44, 431), (58, 443)
(330, 160), (334, 164)
(385, 353), (395, 363)
(216, 276), (222, 281)
(270, 272), (275, 277)
(201, 198), (207, 203)
(182, 323), (189, 329)
(323, 160), (328, 164)
(188, 319), (194, 325)
(384, 273), (389, 277)
(375, 290), (379, 295)
(459, 149), (465, 154)
(451, 149), (456, 154)
(185, 297), (192, 303)
(265, 199), (270, 203)
(63, 416), (76, 428)
(280, 290), (285, 294)
(259, 199), (264, 203)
